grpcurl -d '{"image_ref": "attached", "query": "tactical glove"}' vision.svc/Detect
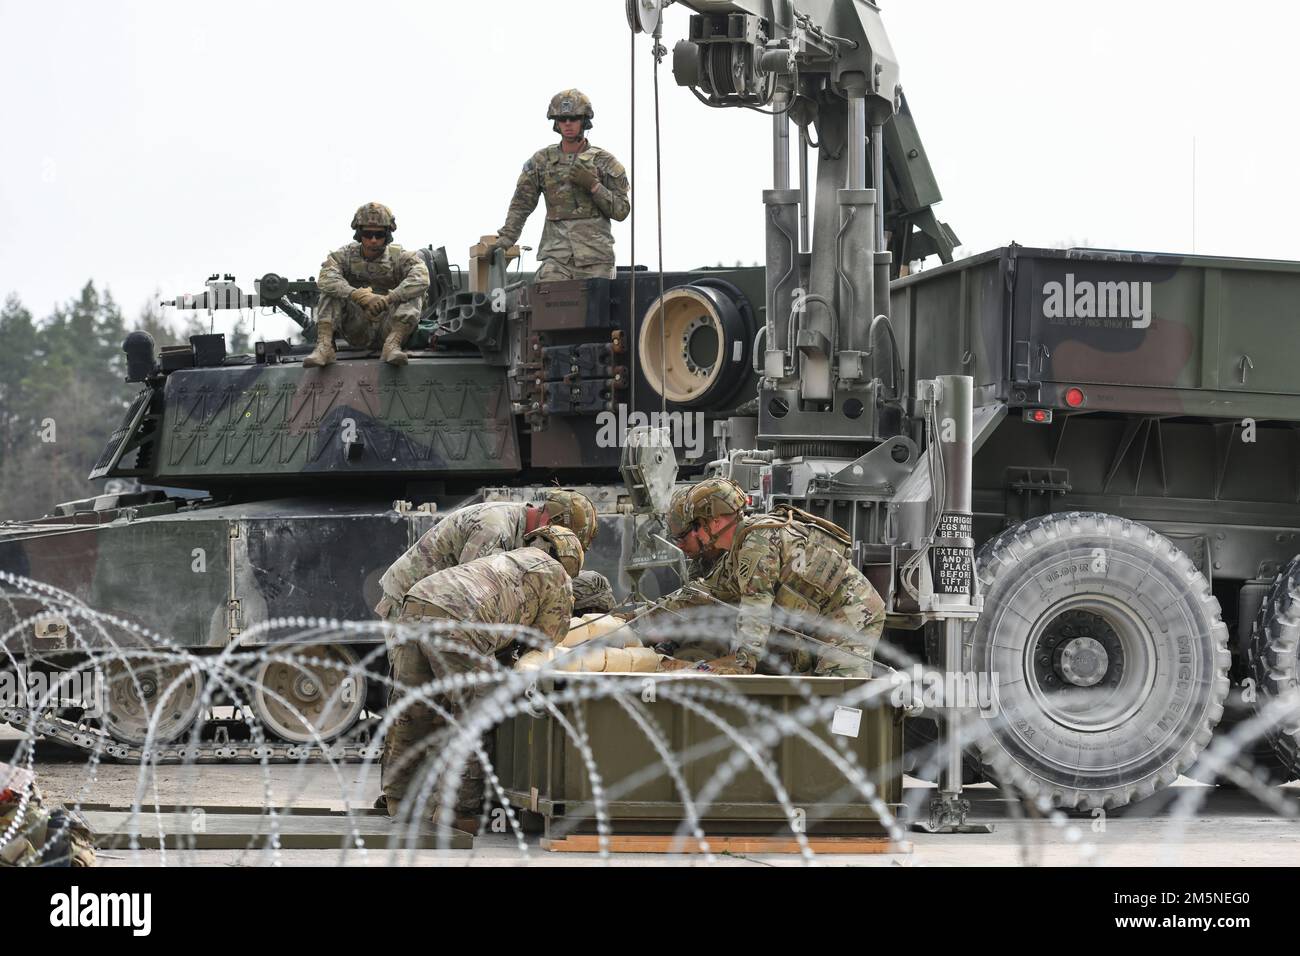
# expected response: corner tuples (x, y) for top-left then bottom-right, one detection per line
(365, 292), (392, 317)
(349, 287), (374, 306)
(569, 164), (598, 192)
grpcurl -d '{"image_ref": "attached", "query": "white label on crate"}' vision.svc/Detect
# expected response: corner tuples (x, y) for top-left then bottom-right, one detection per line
(831, 705), (863, 738)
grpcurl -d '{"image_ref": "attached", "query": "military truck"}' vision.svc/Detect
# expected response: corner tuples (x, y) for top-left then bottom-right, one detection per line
(892, 244), (1300, 805)
(4, 0), (1295, 818)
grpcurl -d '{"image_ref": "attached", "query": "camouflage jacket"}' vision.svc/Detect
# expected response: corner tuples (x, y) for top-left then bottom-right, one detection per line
(401, 547), (573, 645)
(725, 515), (862, 664)
(647, 553), (740, 618)
(1, 791), (95, 867)
(377, 502), (528, 616)
(497, 141), (630, 267)
(572, 569), (616, 614)
(317, 241), (430, 304)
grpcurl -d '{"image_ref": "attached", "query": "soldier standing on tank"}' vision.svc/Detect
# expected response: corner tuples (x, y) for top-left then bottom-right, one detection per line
(491, 90), (630, 282)
(657, 478), (886, 677)
(380, 526), (583, 828)
(307, 202), (430, 368)
(374, 489), (599, 621)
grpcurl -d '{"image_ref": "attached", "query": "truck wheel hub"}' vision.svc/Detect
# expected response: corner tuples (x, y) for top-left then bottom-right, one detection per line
(1056, 636), (1108, 687)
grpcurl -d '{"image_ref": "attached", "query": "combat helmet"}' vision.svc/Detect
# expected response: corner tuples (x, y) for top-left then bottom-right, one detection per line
(548, 89), (594, 132)
(540, 489), (598, 548)
(686, 477), (748, 521)
(666, 486), (694, 539)
(572, 569), (616, 614)
(351, 202), (396, 241)
(524, 525), (585, 578)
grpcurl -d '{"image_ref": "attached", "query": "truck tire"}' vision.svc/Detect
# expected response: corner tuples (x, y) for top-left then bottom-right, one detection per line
(1247, 555), (1300, 782)
(966, 512), (1230, 810)
(1187, 684), (1294, 786)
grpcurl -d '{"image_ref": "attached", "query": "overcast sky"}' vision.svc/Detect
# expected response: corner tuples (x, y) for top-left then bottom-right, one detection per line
(2, 0), (1297, 342)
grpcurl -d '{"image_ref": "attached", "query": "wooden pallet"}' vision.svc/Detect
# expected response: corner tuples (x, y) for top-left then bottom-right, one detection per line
(542, 834), (911, 855)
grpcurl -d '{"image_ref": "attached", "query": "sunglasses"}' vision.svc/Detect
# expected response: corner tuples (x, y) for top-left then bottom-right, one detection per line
(360, 230), (387, 240)
(555, 115), (583, 123)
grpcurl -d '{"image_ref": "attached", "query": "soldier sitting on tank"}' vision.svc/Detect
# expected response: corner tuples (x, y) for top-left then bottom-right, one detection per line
(380, 526), (583, 830)
(655, 478), (886, 677)
(490, 89), (630, 282)
(374, 489), (599, 621)
(306, 202), (430, 369)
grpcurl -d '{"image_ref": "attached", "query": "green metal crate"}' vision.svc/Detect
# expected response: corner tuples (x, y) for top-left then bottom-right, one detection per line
(494, 674), (903, 838)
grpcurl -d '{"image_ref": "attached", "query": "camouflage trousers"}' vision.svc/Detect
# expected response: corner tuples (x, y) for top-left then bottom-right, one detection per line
(770, 576), (886, 678)
(316, 296), (422, 351)
(535, 259), (616, 282)
(380, 608), (509, 819)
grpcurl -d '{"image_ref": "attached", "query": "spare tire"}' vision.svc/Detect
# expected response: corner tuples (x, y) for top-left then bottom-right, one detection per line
(966, 512), (1229, 810)
(1247, 554), (1300, 782)
(638, 279), (754, 410)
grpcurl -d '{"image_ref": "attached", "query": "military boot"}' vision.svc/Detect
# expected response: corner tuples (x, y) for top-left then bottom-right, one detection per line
(381, 325), (411, 367)
(303, 321), (336, 368)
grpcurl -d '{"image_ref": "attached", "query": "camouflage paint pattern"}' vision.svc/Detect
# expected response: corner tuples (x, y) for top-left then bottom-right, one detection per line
(155, 358), (520, 482)
(0, 498), (427, 651)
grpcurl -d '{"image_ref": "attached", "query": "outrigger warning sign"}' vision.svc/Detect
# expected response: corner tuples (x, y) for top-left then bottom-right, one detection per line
(931, 512), (973, 595)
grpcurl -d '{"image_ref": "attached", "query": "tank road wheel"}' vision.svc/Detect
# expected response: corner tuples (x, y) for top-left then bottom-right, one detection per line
(1247, 554), (1300, 782)
(102, 659), (206, 746)
(252, 644), (367, 744)
(966, 512), (1230, 810)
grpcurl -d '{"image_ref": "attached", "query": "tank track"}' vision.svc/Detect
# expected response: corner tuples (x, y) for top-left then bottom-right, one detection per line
(1, 706), (384, 765)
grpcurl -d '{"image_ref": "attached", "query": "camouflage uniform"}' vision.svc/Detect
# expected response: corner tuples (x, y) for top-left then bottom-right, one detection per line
(497, 144), (630, 281)
(654, 553), (740, 614)
(376, 502), (527, 620)
(1, 787), (95, 867)
(726, 513), (886, 677)
(381, 548), (573, 816)
(316, 241), (429, 350)
(639, 553), (740, 659)
(497, 91), (629, 281)
(375, 492), (596, 620)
